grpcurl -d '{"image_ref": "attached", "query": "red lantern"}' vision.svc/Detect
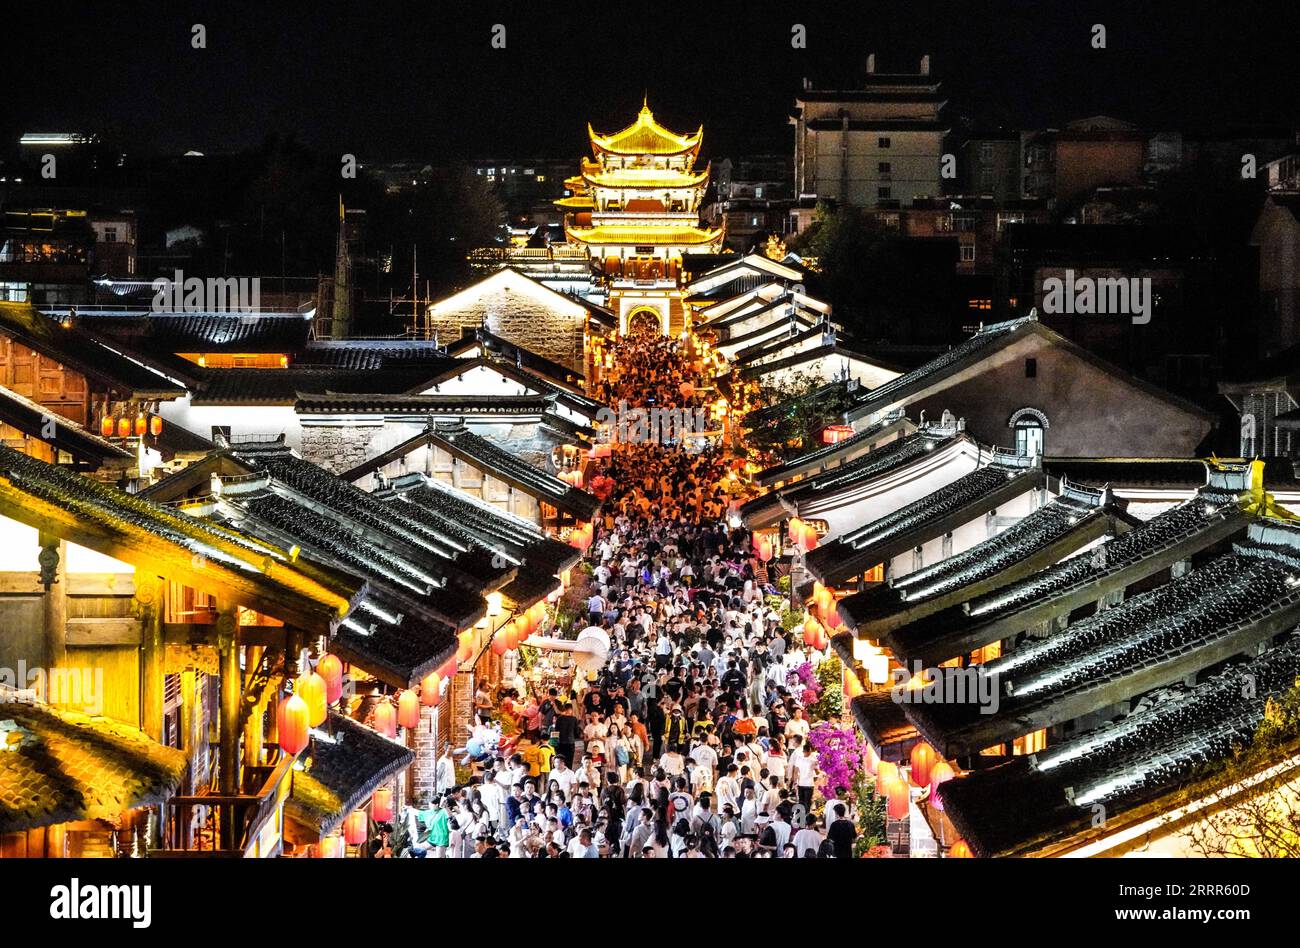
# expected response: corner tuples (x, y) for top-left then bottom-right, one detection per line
(886, 779), (910, 820)
(456, 630), (474, 664)
(318, 654), (344, 703)
(374, 702), (397, 738)
(824, 604), (842, 631)
(822, 424), (854, 445)
(815, 585), (834, 618)
(788, 517), (804, 546)
(910, 742), (938, 789)
(117, 416), (132, 439)
(100, 414), (114, 438)
(876, 760), (898, 796)
(276, 694), (310, 755)
(802, 617), (823, 648)
(134, 414), (147, 437)
(397, 689), (421, 730)
(372, 787), (394, 823)
(801, 523), (819, 552)
(420, 671), (442, 706)
(298, 671), (328, 728)
(438, 657), (459, 681)
(149, 414), (163, 437)
(757, 537), (773, 563)
(843, 667), (865, 699)
(949, 840), (973, 859)
(491, 633), (509, 656)
(318, 834), (344, 859)
(929, 761), (955, 811)
(343, 809), (368, 846)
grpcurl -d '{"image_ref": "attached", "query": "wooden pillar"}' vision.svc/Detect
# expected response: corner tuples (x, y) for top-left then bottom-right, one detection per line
(242, 645), (264, 770)
(216, 600), (241, 846)
(38, 533), (66, 672)
(179, 671), (199, 792)
(137, 574), (165, 741)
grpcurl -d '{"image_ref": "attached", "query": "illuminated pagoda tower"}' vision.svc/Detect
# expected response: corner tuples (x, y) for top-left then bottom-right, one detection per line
(559, 100), (723, 336)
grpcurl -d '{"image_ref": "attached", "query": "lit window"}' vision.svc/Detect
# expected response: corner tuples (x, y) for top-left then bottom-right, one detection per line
(1010, 409), (1048, 457)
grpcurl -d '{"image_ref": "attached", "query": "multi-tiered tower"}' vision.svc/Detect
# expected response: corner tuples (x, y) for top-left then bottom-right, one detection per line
(560, 100), (723, 336)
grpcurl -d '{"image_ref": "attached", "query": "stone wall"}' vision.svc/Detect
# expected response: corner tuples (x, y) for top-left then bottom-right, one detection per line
(299, 424), (380, 474)
(428, 278), (586, 373)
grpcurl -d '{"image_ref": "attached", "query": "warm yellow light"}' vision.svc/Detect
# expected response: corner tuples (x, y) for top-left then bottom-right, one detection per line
(487, 591), (503, 617)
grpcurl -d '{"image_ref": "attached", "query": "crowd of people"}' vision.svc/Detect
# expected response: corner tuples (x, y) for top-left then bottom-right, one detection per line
(394, 330), (860, 859)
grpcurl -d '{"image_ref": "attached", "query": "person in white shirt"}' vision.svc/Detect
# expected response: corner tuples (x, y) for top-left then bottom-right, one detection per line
(787, 739), (819, 810)
(478, 777), (506, 832)
(769, 813), (792, 851)
(660, 746), (685, 777)
(740, 787), (759, 834)
(715, 765), (741, 814)
(785, 706), (811, 741)
(550, 759), (577, 797)
(792, 814), (824, 857)
(567, 828), (599, 858)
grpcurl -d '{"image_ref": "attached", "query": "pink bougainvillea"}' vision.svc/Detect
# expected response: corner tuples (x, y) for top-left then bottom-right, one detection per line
(793, 661), (821, 698)
(807, 721), (868, 797)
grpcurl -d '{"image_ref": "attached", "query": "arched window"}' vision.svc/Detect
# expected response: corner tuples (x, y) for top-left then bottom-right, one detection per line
(1009, 408), (1049, 457)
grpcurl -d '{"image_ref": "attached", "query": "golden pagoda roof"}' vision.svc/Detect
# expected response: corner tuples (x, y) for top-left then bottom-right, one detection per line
(566, 222), (723, 246)
(589, 101), (703, 157)
(581, 160), (711, 190)
(555, 194), (595, 209)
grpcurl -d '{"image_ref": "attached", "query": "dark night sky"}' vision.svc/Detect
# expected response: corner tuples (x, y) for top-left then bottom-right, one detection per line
(5, 0), (1300, 163)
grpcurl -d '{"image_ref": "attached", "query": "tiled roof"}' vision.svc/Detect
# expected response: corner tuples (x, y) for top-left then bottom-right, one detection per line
(190, 366), (439, 405)
(780, 429), (957, 505)
(939, 635), (1300, 857)
(757, 415), (907, 486)
(886, 483), (1252, 666)
(0, 702), (186, 833)
(378, 474), (579, 609)
(843, 317), (1031, 420)
(589, 105), (702, 156)
(0, 302), (185, 398)
(293, 393), (558, 416)
(684, 274), (772, 302)
(908, 522), (1300, 758)
(285, 712), (415, 836)
(295, 344), (460, 372)
(841, 485), (1124, 637)
(0, 384), (132, 465)
(74, 312), (313, 353)
(0, 443), (355, 627)
(804, 459), (1045, 584)
(424, 421), (599, 520)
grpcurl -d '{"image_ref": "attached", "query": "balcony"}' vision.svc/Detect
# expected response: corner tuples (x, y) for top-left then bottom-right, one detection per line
(152, 753), (295, 858)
